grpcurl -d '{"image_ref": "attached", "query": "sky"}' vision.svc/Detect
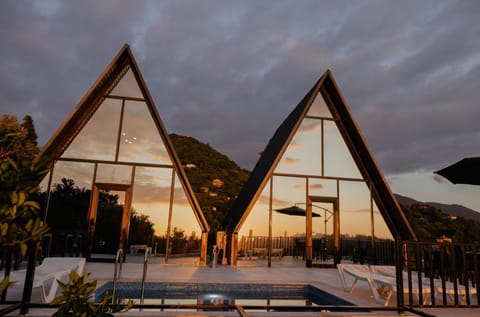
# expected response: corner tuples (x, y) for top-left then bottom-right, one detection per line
(1, 1), (480, 213)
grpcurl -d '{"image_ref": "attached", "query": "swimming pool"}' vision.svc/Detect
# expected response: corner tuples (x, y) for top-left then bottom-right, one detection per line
(94, 282), (353, 309)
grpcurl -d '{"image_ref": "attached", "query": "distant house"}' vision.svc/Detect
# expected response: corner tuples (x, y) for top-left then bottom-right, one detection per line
(212, 179), (224, 188)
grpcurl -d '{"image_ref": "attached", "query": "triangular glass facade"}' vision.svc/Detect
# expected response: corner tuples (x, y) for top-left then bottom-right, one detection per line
(233, 88), (395, 267)
(40, 46), (208, 265)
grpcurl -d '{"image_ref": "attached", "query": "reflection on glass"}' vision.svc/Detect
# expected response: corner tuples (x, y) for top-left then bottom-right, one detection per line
(44, 161), (94, 259)
(118, 100), (171, 164)
(339, 181), (372, 238)
(307, 92), (333, 118)
(51, 161), (95, 189)
(308, 178), (337, 197)
(109, 68), (144, 99)
(62, 98), (122, 161)
(169, 174), (202, 256)
(96, 163), (132, 184)
(39, 171), (50, 192)
(275, 118), (322, 175)
(132, 166), (173, 244)
(271, 176), (306, 237)
(373, 202), (393, 240)
(312, 202), (334, 237)
(311, 201), (335, 265)
(323, 121), (362, 179)
(92, 190), (125, 255)
(239, 183), (270, 238)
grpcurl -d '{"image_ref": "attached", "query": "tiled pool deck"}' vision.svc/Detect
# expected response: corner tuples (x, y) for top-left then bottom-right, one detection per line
(6, 256), (480, 316)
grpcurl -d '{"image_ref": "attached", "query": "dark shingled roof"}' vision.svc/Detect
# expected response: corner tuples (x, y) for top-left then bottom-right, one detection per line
(223, 70), (415, 241)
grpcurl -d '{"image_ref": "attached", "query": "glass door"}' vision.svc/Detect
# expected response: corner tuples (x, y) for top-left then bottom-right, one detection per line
(87, 183), (132, 261)
(306, 196), (339, 268)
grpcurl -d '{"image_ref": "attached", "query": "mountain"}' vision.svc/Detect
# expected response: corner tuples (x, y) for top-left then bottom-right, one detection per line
(170, 134), (250, 230)
(169, 133), (480, 241)
(394, 193), (480, 222)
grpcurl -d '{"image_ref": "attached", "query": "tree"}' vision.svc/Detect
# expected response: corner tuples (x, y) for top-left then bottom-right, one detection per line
(36, 178), (91, 255)
(128, 209), (154, 246)
(0, 128), (49, 292)
(169, 134), (249, 229)
(0, 114), (39, 163)
(401, 203), (480, 243)
(21, 115), (38, 148)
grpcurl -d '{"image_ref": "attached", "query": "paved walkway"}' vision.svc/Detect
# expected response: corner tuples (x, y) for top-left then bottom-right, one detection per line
(4, 256), (480, 316)
(88, 256), (480, 316)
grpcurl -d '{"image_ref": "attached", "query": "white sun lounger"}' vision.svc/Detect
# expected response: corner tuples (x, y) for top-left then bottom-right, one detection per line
(435, 280), (478, 305)
(337, 264), (432, 306)
(7, 257), (86, 303)
(369, 265), (396, 277)
(336, 264), (379, 299)
(372, 273), (431, 306)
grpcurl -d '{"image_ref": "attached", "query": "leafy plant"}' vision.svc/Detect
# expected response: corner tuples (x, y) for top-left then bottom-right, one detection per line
(51, 270), (133, 317)
(0, 127), (50, 292)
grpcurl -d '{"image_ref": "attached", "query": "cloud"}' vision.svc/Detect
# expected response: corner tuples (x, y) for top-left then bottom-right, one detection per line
(1, 0), (480, 179)
(309, 183), (324, 190)
(433, 174), (446, 184)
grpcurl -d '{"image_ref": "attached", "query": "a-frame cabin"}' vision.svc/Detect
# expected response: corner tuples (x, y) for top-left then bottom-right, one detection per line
(40, 45), (210, 264)
(223, 70), (415, 267)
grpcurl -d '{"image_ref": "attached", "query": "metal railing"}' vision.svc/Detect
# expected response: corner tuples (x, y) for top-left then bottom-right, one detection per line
(111, 248), (124, 304)
(399, 241), (480, 307)
(140, 247), (149, 305)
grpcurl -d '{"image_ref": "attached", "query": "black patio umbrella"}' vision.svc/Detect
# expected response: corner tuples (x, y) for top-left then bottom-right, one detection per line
(434, 157), (480, 185)
(274, 205), (321, 217)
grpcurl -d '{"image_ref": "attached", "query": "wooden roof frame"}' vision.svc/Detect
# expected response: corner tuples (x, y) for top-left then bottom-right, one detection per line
(224, 70), (416, 241)
(40, 44), (210, 233)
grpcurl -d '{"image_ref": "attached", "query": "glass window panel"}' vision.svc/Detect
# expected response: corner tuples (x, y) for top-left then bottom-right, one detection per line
(373, 201), (393, 240)
(312, 201), (335, 238)
(45, 161), (94, 259)
(339, 180), (372, 238)
(96, 163), (132, 184)
(275, 118), (322, 176)
(61, 98), (121, 161)
(238, 182), (270, 238)
(372, 202), (394, 265)
(50, 161), (95, 190)
(118, 100), (171, 165)
(39, 171), (51, 192)
(92, 190), (125, 255)
(308, 178), (337, 197)
(323, 121), (362, 179)
(169, 174), (203, 258)
(131, 167), (173, 255)
(271, 176), (307, 237)
(307, 92), (333, 118)
(109, 68), (144, 99)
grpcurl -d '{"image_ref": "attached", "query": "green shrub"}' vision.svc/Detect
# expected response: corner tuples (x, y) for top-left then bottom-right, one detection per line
(51, 270), (132, 317)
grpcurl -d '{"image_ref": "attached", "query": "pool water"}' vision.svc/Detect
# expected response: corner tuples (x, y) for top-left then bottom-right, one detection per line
(94, 282), (352, 308)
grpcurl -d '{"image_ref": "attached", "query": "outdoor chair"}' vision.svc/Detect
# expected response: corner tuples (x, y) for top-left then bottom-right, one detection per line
(7, 257), (86, 303)
(372, 273), (431, 306)
(435, 280), (478, 305)
(336, 264), (379, 299)
(337, 263), (432, 306)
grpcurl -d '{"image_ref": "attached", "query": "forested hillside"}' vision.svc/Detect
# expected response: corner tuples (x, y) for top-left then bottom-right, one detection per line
(3, 113), (480, 243)
(170, 134), (250, 230)
(400, 203), (480, 243)
(170, 134), (480, 243)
